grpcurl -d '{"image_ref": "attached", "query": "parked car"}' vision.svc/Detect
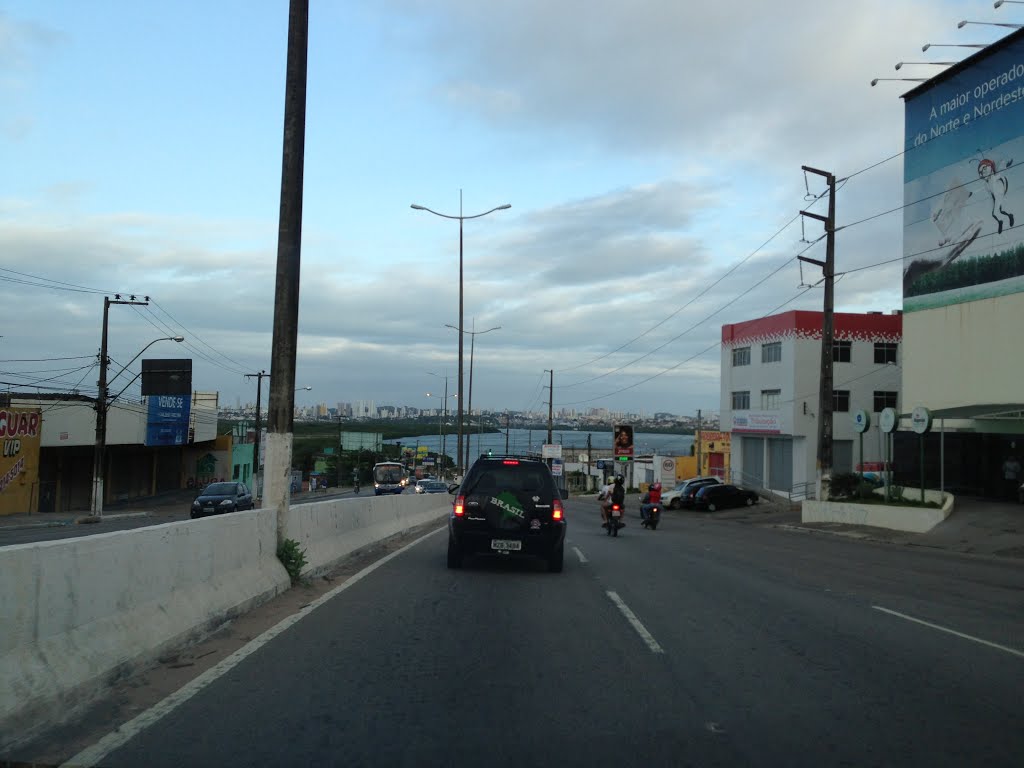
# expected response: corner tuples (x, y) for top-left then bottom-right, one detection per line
(415, 479), (449, 494)
(447, 455), (567, 572)
(661, 476), (722, 509)
(692, 483), (759, 512)
(190, 481), (254, 519)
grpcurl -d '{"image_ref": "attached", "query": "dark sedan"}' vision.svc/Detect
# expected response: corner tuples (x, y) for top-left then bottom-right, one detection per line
(190, 481), (254, 519)
(692, 483), (759, 512)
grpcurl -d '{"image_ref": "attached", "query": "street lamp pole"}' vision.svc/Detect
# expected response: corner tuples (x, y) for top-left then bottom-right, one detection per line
(446, 321), (500, 470)
(90, 307), (181, 517)
(411, 194), (510, 478)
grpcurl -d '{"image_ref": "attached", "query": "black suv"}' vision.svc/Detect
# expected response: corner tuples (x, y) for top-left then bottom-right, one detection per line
(447, 456), (568, 572)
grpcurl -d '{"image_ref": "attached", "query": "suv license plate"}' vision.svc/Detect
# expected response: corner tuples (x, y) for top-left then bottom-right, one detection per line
(491, 539), (522, 552)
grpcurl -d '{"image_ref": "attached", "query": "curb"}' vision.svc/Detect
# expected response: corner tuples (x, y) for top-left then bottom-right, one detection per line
(0, 519), (75, 532)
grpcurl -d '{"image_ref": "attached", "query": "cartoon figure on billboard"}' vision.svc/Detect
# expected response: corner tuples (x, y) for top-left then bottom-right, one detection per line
(977, 157), (1015, 235)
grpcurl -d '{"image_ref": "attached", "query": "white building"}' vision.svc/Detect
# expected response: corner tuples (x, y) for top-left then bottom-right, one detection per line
(720, 310), (902, 496)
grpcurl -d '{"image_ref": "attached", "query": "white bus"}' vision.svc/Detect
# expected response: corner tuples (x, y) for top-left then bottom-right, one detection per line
(372, 461), (405, 495)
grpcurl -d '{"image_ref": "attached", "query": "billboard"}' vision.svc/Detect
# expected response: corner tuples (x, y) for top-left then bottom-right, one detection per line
(339, 431), (382, 452)
(903, 32), (1024, 311)
(613, 424), (634, 457)
(141, 359), (193, 396)
(146, 395), (191, 447)
(0, 408), (42, 516)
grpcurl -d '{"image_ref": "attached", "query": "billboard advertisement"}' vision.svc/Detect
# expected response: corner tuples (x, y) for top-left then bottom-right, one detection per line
(613, 424), (634, 457)
(0, 408), (42, 516)
(146, 395), (191, 447)
(903, 33), (1024, 311)
(339, 431), (382, 451)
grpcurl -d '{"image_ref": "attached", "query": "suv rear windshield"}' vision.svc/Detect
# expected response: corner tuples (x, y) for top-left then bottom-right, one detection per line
(463, 461), (558, 497)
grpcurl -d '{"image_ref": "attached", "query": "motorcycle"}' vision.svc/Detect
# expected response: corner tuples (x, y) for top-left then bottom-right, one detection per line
(640, 501), (661, 530)
(606, 502), (623, 537)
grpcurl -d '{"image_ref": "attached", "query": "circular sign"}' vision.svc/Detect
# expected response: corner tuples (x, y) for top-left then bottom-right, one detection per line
(596, 460), (605, 470)
(661, 458), (675, 473)
(911, 406), (932, 435)
(879, 407), (898, 434)
(852, 409), (871, 434)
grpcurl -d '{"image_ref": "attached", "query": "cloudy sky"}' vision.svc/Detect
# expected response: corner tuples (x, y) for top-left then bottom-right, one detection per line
(0, 0), (1015, 418)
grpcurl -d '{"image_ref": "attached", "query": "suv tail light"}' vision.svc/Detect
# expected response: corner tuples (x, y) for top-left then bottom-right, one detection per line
(454, 495), (466, 517)
(552, 498), (564, 521)
(502, 459), (520, 465)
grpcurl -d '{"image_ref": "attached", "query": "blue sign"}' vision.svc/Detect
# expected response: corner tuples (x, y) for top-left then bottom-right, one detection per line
(596, 460), (605, 469)
(145, 395), (190, 446)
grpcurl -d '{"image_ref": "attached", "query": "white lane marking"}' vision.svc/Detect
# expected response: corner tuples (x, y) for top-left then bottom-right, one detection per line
(607, 591), (665, 654)
(873, 605), (1024, 659)
(61, 526), (446, 768)
(573, 546), (588, 563)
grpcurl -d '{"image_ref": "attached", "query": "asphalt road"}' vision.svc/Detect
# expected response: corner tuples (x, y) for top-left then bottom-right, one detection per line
(52, 501), (1024, 766)
(0, 489), (368, 546)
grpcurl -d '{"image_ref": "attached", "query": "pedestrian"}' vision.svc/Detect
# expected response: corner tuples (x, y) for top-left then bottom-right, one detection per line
(1002, 454), (1021, 501)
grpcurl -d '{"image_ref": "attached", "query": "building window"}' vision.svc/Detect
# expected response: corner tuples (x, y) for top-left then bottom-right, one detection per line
(731, 391), (750, 410)
(762, 342), (782, 364)
(873, 391), (898, 412)
(761, 389), (781, 409)
(833, 390), (850, 412)
(732, 347), (751, 366)
(832, 340), (851, 363)
(874, 342), (898, 365)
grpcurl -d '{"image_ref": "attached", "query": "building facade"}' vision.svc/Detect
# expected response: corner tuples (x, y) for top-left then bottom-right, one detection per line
(720, 310), (902, 495)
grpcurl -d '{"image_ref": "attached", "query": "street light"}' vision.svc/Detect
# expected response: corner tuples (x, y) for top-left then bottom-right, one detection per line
(921, 43), (987, 51)
(957, 20), (1023, 29)
(871, 78), (927, 86)
(894, 61), (955, 70)
(91, 335), (185, 518)
(412, 192), (510, 478)
(445, 321), (500, 470)
(426, 385), (457, 478)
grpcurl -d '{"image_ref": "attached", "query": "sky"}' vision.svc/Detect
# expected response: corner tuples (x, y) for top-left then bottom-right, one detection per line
(0, 0), (1016, 418)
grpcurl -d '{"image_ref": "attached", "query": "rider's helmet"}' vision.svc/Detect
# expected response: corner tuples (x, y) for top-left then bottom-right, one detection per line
(614, 475), (624, 484)
(651, 482), (662, 492)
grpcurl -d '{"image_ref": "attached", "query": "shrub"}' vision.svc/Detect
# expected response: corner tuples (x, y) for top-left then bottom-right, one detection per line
(277, 538), (308, 584)
(828, 472), (861, 500)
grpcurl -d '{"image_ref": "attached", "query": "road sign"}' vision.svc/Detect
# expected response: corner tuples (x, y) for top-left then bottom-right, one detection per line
(551, 460), (563, 477)
(596, 460), (606, 470)
(852, 409), (871, 433)
(542, 444), (562, 459)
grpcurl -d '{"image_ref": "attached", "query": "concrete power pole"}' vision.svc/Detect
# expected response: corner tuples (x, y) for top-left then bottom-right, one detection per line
(546, 369), (553, 445)
(264, 0), (309, 545)
(696, 409), (702, 477)
(798, 165), (836, 501)
(244, 370), (268, 497)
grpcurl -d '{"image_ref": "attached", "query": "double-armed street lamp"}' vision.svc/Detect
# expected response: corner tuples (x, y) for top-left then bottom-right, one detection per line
(411, 193), (510, 477)
(445, 321), (500, 469)
(426, 373), (456, 477)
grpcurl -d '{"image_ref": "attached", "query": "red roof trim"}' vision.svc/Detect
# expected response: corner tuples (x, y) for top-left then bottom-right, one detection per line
(722, 311), (902, 345)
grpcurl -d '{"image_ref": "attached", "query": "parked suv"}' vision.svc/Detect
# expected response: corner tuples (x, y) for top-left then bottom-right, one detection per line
(661, 476), (722, 509)
(447, 456), (568, 572)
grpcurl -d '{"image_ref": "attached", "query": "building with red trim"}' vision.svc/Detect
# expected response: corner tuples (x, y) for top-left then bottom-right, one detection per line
(720, 310), (902, 495)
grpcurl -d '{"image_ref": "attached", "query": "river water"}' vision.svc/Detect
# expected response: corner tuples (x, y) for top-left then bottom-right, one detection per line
(393, 427), (694, 462)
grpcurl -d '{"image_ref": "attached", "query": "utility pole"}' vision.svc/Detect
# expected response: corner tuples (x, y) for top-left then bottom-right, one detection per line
(336, 414), (343, 487)
(696, 409), (703, 476)
(264, 0), (309, 544)
(91, 294), (149, 517)
(244, 370), (268, 498)
(587, 433), (593, 492)
(545, 369), (553, 444)
(798, 165), (836, 501)
(505, 411), (510, 453)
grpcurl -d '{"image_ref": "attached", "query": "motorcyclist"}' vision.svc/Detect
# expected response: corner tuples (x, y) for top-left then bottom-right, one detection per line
(602, 475), (626, 529)
(641, 481), (662, 522)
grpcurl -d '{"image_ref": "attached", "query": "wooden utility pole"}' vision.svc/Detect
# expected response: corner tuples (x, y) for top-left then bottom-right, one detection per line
(798, 166), (836, 501)
(264, 0), (309, 543)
